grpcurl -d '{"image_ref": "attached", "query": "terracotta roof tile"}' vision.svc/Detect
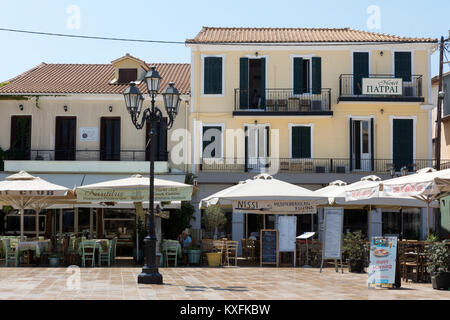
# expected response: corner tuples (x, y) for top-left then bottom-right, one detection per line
(0, 61), (190, 95)
(186, 27), (437, 44)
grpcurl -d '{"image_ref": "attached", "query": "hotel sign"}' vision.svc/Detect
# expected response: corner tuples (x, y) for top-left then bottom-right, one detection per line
(232, 200), (316, 214)
(362, 78), (402, 95)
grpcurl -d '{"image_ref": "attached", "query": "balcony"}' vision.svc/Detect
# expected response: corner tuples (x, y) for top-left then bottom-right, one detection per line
(338, 74), (424, 102)
(198, 158), (450, 174)
(3, 149), (170, 174)
(233, 88), (332, 116)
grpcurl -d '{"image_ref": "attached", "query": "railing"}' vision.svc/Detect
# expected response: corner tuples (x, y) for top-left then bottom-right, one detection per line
(198, 158), (450, 174)
(234, 88), (332, 113)
(4, 149), (169, 162)
(339, 74), (423, 101)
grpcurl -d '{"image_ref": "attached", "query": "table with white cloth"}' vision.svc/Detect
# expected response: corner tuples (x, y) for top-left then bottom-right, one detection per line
(77, 239), (108, 255)
(16, 240), (51, 265)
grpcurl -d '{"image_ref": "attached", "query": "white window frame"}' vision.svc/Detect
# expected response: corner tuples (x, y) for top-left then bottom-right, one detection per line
(201, 54), (225, 97)
(389, 115), (417, 169)
(288, 123), (314, 159)
(290, 54), (315, 96)
(200, 122), (225, 160)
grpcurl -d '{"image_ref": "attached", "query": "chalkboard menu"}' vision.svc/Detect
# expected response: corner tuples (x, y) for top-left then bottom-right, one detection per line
(260, 229), (278, 266)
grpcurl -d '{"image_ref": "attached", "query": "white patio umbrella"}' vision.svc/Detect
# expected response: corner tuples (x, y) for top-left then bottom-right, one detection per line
(0, 171), (72, 240)
(345, 167), (450, 238)
(76, 174), (193, 256)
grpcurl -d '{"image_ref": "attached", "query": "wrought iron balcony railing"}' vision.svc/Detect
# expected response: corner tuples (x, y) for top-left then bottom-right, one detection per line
(339, 74), (423, 102)
(234, 88), (332, 115)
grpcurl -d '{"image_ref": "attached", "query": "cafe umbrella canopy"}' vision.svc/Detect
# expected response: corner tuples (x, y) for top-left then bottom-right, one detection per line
(345, 167), (450, 238)
(0, 171), (73, 240)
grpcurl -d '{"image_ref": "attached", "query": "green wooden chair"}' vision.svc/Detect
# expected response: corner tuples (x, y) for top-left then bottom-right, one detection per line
(164, 240), (179, 267)
(99, 238), (116, 267)
(3, 239), (18, 267)
(80, 241), (96, 267)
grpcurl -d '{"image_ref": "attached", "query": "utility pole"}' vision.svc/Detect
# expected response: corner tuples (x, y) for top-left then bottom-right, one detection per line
(435, 36), (444, 170)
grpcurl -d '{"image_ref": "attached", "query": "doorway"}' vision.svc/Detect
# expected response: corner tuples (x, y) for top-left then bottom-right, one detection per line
(352, 119), (371, 171)
(10, 115), (31, 160)
(100, 117), (121, 161)
(55, 116), (76, 160)
(353, 52), (369, 95)
(245, 124), (269, 172)
(249, 59), (263, 109)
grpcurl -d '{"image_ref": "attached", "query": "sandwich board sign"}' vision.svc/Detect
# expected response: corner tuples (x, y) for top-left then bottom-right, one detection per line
(277, 215), (297, 266)
(260, 229), (278, 267)
(320, 207), (344, 273)
(368, 236), (400, 289)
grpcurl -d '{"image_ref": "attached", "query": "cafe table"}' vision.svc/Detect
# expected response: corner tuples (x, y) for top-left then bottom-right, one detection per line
(16, 240), (51, 266)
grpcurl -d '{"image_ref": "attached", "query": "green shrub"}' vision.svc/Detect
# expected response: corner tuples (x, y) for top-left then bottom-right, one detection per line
(203, 205), (227, 235)
(425, 238), (450, 276)
(343, 231), (367, 261)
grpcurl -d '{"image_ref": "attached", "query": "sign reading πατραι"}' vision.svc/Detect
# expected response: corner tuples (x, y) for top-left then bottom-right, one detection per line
(362, 78), (403, 95)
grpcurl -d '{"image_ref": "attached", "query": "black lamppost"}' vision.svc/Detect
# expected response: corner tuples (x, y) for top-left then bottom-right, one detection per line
(123, 66), (180, 284)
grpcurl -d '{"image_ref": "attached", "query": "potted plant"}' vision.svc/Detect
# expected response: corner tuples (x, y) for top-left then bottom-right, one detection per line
(132, 218), (146, 263)
(343, 231), (367, 273)
(203, 205), (227, 240)
(185, 244), (201, 265)
(425, 237), (450, 290)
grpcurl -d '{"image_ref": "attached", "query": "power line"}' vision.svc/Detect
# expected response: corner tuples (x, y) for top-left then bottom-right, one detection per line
(0, 27), (186, 44)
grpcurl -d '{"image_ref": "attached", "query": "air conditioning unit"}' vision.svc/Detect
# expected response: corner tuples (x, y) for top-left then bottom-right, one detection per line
(315, 166), (326, 173)
(335, 166), (347, 174)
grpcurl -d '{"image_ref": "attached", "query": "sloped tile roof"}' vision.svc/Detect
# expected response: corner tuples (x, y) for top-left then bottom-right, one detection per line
(0, 61), (190, 95)
(186, 27), (437, 44)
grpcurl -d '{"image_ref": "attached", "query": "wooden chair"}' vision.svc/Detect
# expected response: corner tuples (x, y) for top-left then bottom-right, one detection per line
(99, 238), (116, 267)
(401, 244), (421, 282)
(164, 240), (179, 267)
(80, 241), (96, 267)
(225, 240), (239, 266)
(265, 99), (276, 111)
(241, 239), (248, 259)
(276, 99), (287, 111)
(60, 235), (70, 266)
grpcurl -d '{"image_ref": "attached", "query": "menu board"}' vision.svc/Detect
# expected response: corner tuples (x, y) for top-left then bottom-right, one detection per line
(367, 236), (398, 288)
(260, 229), (278, 266)
(277, 216), (297, 252)
(322, 207), (344, 259)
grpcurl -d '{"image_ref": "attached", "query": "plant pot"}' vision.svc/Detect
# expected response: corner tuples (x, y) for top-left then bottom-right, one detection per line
(432, 272), (450, 290)
(186, 249), (201, 265)
(49, 256), (59, 267)
(206, 252), (221, 267)
(348, 259), (365, 273)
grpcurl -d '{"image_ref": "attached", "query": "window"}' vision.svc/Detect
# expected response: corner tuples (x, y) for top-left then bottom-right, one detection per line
(382, 209), (421, 240)
(202, 125), (223, 158)
(291, 125), (311, 158)
(293, 57), (310, 94)
(118, 68), (137, 84)
(100, 117), (121, 161)
(394, 52), (412, 82)
(203, 56), (223, 95)
(10, 115), (31, 160)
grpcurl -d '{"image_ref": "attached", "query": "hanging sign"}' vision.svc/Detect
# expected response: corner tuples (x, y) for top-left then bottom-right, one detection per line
(368, 236), (398, 288)
(232, 200), (316, 214)
(77, 186), (192, 202)
(362, 78), (402, 95)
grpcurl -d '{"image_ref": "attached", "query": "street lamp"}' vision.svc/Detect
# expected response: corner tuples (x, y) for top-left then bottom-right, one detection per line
(123, 66), (180, 284)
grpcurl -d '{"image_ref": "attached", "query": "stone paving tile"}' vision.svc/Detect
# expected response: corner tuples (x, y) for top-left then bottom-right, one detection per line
(0, 266), (450, 299)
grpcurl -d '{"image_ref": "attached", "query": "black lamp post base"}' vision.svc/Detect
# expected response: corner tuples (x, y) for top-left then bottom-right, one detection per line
(137, 269), (163, 284)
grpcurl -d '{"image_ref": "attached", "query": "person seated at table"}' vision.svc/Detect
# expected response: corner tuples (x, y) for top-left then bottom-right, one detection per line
(179, 230), (192, 265)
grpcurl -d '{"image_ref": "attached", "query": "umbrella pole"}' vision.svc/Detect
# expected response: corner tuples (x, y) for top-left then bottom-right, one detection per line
(368, 205), (372, 240)
(427, 201), (430, 239)
(246, 213), (248, 239)
(20, 208), (24, 241)
(35, 209), (40, 238)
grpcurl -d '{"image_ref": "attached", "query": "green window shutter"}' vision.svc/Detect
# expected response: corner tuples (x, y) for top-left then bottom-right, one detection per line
(204, 57), (222, 94)
(395, 52), (411, 82)
(260, 57), (266, 107)
(353, 52), (369, 95)
(293, 57), (303, 94)
(393, 119), (413, 171)
(239, 57), (249, 109)
(349, 117), (353, 170)
(202, 126), (222, 158)
(292, 126), (311, 159)
(312, 57), (322, 94)
(370, 118), (374, 171)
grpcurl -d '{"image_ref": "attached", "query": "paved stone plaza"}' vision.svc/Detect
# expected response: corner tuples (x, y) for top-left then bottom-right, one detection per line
(0, 266), (449, 300)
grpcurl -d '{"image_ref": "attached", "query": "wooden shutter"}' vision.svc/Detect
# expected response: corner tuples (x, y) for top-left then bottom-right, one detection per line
(293, 57), (303, 94)
(204, 57), (222, 94)
(10, 115), (31, 160)
(393, 119), (413, 171)
(394, 52), (411, 82)
(260, 57), (266, 107)
(239, 57), (249, 109)
(118, 69), (137, 84)
(292, 126), (311, 159)
(55, 116), (76, 160)
(349, 117), (353, 170)
(353, 52), (369, 95)
(202, 126), (222, 158)
(100, 117), (120, 161)
(370, 118), (374, 171)
(311, 57), (322, 94)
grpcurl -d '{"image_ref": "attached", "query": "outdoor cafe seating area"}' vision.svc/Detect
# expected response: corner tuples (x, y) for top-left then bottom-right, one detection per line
(0, 235), (117, 268)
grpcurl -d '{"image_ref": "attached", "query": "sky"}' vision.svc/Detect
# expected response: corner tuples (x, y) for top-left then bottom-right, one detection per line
(0, 0), (448, 81)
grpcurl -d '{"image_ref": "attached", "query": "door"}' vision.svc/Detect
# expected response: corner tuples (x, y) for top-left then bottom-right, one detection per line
(393, 119), (413, 171)
(10, 116), (31, 160)
(245, 124), (269, 171)
(352, 120), (371, 170)
(55, 117), (76, 160)
(100, 117), (120, 161)
(240, 57), (266, 109)
(146, 118), (168, 161)
(353, 52), (369, 95)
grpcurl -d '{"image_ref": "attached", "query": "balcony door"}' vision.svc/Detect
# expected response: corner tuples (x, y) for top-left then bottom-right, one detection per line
(239, 57), (266, 109)
(55, 117), (76, 160)
(245, 124), (269, 171)
(10, 116), (31, 160)
(393, 119), (414, 171)
(146, 118), (168, 161)
(353, 52), (369, 95)
(351, 119), (372, 171)
(100, 117), (120, 161)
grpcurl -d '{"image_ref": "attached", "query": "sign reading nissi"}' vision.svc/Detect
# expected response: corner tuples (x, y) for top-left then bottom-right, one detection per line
(232, 200), (317, 214)
(362, 78), (402, 95)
